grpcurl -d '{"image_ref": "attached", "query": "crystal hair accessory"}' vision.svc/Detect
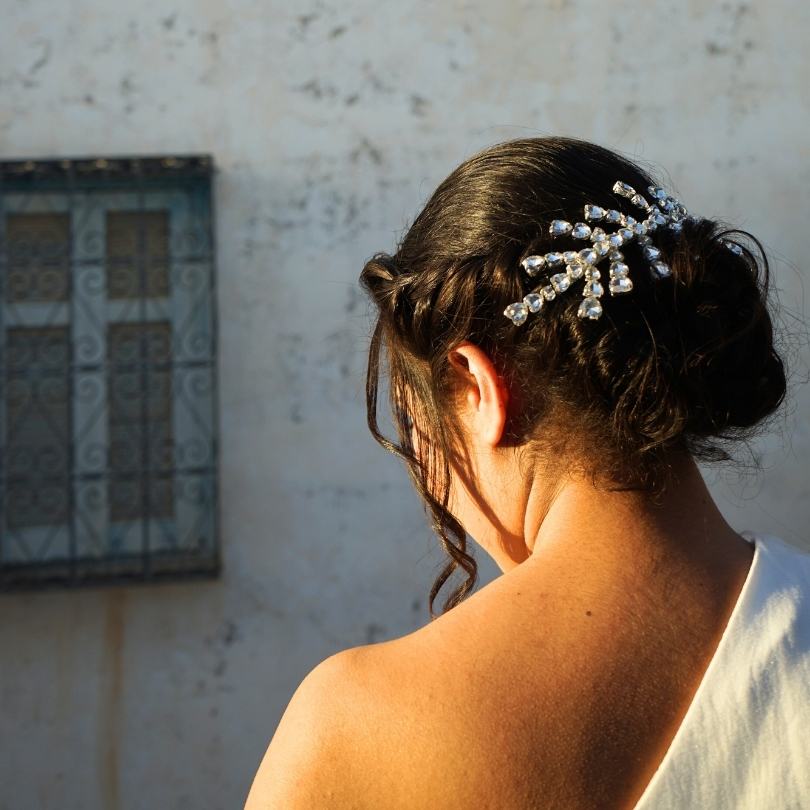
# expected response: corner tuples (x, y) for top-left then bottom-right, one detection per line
(504, 180), (732, 326)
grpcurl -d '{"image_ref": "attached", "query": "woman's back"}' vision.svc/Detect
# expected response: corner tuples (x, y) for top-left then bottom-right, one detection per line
(351, 531), (808, 809)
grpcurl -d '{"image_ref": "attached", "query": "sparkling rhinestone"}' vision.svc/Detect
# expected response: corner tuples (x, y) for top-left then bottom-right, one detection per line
(584, 204), (605, 221)
(521, 255), (546, 276)
(624, 215), (637, 227)
(668, 221), (683, 234)
(578, 248), (598, 265)
(661, 199), (675, 214)
(545, 252), (565, 267)
(566, 262), (585, 280)
(563, 250), (579, 264)
(592, 240), (610, 257)
(618, 227), (634, 242)
(631, 194), (651, 211)
(541, 285), (556, 301)
(608, 232), (624, 247)
(637, 233), (653, 245)
(584, 279), (604, 297)
(724, 240), (743, 256)
(523, 292), (543, 313)
(609, 276), (634, 295)
(609, 261), (630, 277)
(644, 218), (658, 232)
(504, 302), (528, 324)
(613, 181), (636, 198)
(605, 209), (622, 224)
(584, 267), (601, 280)
(550, 219), (573, 237)
(571, 222), (592, 239)
(550, 272), (571, 293)
(648, 186), (667, 200)
(650, 261), (672, 279)
(652, 212), (667, 226)
(608, 249), (624, 261)
(643, 245), (662, 261)
(577, 296), (603, 320)
(632, 221), (648, 236)
(590, 227), (607, 241)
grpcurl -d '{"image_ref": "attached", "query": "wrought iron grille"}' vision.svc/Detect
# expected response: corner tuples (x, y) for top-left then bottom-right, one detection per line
(0, 155), (220, 590)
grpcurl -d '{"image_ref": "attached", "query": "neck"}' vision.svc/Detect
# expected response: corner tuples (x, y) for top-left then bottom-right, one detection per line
(515, 452), (747, 580)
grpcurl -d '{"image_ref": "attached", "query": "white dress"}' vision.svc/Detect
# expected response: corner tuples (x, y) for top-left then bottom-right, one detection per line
(633, 532), (810, 809)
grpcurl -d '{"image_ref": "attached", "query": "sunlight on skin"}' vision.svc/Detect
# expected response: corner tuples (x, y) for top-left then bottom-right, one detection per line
(402, 341), (753, 581)
(396, 345), (539, 572)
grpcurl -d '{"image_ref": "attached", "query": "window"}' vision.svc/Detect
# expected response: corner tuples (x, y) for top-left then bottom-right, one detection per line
(0, 156), (219, 589)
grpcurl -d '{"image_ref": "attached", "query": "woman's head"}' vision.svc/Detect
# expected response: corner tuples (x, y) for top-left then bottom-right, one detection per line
(359, 136), (786, 619)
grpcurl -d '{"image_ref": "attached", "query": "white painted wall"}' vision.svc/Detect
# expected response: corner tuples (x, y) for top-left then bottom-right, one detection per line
(1, 1), (808, 808)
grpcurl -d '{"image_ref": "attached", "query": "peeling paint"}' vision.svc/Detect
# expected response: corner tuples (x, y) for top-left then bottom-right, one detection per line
(410, 93), (430, 117)
(349, 136), (383, 166)
(27, 38), (51, 75)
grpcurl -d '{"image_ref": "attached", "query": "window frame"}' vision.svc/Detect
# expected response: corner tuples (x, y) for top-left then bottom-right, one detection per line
(0, 156), (220, 590)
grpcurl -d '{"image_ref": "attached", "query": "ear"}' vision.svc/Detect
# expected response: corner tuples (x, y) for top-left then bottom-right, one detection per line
(447, 342), (509, 447)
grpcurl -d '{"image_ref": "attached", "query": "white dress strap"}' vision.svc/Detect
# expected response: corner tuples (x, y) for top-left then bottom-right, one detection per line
(633, 532), (810, 809)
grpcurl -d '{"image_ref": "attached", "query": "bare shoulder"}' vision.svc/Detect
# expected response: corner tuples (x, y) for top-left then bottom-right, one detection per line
(324, 631), (498, 809)
(242, 568), (613, 810)
(242, 620), (501, 810)
(331, 590), (562, 808)
(243, 645), (375, 809)
(327, 574), (662, 810)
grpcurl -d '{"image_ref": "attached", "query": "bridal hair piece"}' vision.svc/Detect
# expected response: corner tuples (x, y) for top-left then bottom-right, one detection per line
(503, 180), (744, 325)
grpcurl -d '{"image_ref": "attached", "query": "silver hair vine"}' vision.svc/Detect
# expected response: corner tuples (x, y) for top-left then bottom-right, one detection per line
(503, 180), (743, 326)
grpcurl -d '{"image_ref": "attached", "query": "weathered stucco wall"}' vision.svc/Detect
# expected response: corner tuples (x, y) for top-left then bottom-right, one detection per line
(1, 1), (808, 808)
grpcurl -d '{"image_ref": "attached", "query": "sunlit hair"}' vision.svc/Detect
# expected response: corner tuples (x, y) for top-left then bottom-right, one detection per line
(359, 136), (786, 620)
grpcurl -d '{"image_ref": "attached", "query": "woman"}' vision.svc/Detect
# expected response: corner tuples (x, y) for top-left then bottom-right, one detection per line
(245, 137), (810, 809)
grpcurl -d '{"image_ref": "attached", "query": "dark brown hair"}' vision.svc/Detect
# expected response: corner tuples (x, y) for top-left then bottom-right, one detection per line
(359, 136), (786, 620)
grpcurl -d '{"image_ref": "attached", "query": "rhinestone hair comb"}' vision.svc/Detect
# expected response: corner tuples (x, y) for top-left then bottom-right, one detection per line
(503, 180), (739, 325)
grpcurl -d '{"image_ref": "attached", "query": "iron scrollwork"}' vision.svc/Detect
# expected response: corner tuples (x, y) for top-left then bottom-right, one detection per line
(0, 155), (220, 590)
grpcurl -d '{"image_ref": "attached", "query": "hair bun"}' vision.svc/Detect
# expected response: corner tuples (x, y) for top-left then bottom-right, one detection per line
(675, 225), (786, 436)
